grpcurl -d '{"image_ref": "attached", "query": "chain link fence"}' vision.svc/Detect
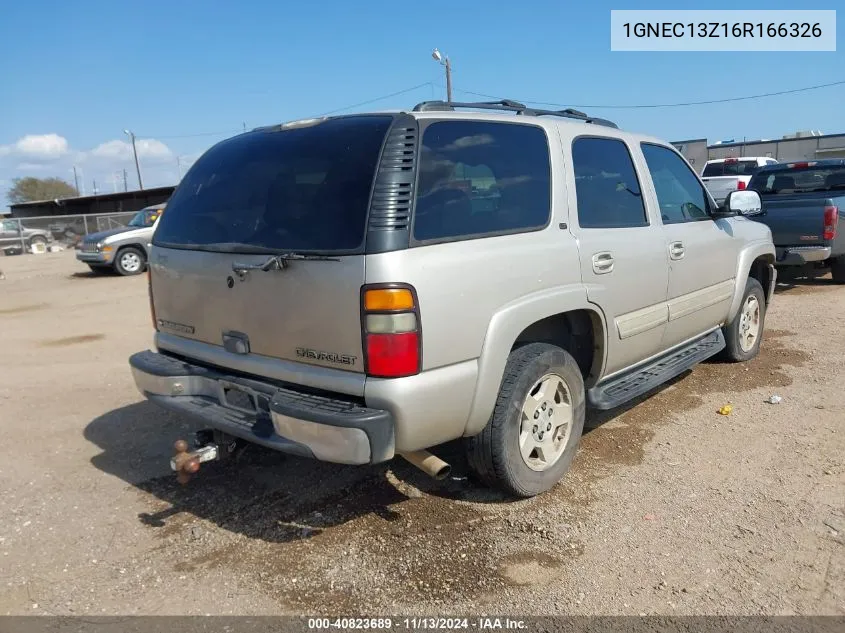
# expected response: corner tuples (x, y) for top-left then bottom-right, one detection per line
(0, 212), (139, 255)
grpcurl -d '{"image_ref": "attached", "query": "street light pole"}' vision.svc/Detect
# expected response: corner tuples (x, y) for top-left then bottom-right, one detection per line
(432, 48), (453, 102)
(72, 166), (80, 196)
(123, 129), (144, 190)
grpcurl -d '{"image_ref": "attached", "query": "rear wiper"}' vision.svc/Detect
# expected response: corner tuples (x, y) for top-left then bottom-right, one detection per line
(232, 252), (340, 276)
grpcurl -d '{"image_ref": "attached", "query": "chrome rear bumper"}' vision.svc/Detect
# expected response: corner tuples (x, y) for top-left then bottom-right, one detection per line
(129, 350), (395, 465)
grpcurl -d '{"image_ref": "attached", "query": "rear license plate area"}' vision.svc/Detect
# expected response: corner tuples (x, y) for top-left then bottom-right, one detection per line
(218, 381), (257, 414)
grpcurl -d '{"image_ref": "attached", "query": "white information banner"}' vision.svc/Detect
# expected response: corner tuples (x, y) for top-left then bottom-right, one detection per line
(611, 10), (836, 51)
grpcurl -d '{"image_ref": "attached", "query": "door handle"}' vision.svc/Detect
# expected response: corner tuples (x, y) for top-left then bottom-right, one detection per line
(591, 251), (614, 274)
(669, 241), (685, 260)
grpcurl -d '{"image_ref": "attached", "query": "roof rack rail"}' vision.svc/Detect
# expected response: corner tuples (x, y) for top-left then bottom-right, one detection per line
(411, 99), (618, 128)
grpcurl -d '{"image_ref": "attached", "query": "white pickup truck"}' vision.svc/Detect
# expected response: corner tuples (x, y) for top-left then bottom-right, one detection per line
(701, 157), (778, 205)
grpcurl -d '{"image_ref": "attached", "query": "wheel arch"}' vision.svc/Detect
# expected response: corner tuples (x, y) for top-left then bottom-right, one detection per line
(728, 241), (775, 320)
(463, 286), (607, 437)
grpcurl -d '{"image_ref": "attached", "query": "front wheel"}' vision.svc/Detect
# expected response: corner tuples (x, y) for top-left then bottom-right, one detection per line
(114, 247), (146, 276)
(722, 277), (766, 362)
(465, 343), (585, 498)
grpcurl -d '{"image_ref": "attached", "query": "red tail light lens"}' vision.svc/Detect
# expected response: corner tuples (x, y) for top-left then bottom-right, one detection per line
(361, 285), (420, 378)
(366, 332), (420, 377)
(736, 180), (747, 190)
(824, 206), (839, 241)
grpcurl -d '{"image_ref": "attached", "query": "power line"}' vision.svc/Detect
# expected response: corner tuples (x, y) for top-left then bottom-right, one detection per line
(142, 82), (435, 140)
(455, 79), (845, 110)
(316, 82), (434, 116)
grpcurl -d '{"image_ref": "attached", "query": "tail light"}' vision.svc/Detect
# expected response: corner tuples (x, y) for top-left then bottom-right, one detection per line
(824, 205), (839, 241)
(147, 268), (158, 331)
(361, 285), (421, 378)
(736, 181), (747, 190)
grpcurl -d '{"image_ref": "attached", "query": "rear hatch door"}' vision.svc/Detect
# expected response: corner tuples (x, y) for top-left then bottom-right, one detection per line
(150, 115), (396, 373)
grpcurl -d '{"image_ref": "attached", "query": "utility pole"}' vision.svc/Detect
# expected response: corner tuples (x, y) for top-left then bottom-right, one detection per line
(432, 48), (453, 102)
(72, 166), (80, 196)
(123, 129), (144, 190)
(123, 168), (128, 192)
(92, 179), (99, 195)
(177, 156), (182, 180)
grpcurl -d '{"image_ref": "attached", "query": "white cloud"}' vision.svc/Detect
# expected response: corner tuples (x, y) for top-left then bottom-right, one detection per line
(90, 138), (172, 162)
(12, 133), (69, 160)
(1, 132), (205, 204)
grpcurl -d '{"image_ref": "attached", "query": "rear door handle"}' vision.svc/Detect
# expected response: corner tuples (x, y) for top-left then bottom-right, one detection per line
(591, 251), (614, 274)
(669, 241), (685, 260)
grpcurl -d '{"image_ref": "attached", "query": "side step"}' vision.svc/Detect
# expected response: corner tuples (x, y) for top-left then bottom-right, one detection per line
(587, 329), (725, 411)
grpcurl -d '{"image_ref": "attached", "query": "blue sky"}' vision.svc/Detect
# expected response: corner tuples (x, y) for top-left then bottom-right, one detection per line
(1, 0), (842, 206)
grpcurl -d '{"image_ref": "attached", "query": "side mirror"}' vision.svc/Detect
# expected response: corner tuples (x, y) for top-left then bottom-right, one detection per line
(724, 189), (763, 216)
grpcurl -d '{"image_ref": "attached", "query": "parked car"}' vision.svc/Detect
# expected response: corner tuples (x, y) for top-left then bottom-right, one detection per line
(0, 218), (53, 251)
(701, 157), (777, 205)
(746, 159), (845, 281)
(129, 100), (776, 497)
(76, 204), (166, 275)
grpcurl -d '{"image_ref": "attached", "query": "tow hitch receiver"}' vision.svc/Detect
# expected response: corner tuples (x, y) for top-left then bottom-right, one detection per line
(170, 430), (237, 484)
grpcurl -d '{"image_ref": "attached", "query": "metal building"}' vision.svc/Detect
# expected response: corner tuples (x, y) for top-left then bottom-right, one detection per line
(672, 131), (845, 174)
(9, 186), (175, 219)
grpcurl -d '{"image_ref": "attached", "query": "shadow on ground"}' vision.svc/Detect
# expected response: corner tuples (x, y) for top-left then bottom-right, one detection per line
(84, 401), (516, 544)
(774, 267), (839, 294)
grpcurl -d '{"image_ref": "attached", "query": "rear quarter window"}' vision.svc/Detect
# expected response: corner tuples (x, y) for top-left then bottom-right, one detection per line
(412, 121), (551, 242)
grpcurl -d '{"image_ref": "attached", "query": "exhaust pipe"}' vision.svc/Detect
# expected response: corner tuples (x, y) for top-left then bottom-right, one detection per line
(400, 450), (451, 480)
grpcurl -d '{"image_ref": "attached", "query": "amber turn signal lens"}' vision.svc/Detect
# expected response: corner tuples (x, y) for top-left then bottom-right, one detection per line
(364, 288), (414, 311)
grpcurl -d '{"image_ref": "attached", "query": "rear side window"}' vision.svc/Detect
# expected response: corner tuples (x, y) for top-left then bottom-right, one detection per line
(749, 165), (845, 195)
(153, 116), (393, 253)
(412, 121), (550, 242)
(702, 160), (760, 177)
(572, 137), (647, 228)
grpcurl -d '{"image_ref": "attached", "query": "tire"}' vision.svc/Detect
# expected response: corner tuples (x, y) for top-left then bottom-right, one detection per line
(114, 247), (146, 276)
(830, 257), (845, 284)
(29, 235), (47, 248)
(722, 277), (766, 363)
(465, 343), (586, 498)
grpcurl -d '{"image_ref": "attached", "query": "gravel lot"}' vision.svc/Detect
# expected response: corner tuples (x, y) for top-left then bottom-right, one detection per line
(0, 252), (842, 616)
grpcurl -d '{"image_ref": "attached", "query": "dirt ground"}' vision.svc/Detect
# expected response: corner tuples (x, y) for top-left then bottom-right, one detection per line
(0, 252), (842, 616)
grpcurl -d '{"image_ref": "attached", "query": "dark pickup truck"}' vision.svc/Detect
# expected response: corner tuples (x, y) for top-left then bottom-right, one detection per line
(747, 159), (845, 282)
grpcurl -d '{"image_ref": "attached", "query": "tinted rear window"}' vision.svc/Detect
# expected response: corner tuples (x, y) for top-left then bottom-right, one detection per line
(748, 165), (845, 195)
(412, 121), (551, 242)
(153, 116), (392, 253)
(702, 160), (761, 177)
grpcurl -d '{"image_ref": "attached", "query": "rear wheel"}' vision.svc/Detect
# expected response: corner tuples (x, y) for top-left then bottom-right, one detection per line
(722, 277), (766, 362)
(465, 343), (585, 498)
(830, 257), (845, 284)
(114, 247), (145, 276)
(29, 235), (47, 249)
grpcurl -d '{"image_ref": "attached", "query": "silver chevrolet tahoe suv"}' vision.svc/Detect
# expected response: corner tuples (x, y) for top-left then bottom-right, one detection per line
(129, 100), (776, 497)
